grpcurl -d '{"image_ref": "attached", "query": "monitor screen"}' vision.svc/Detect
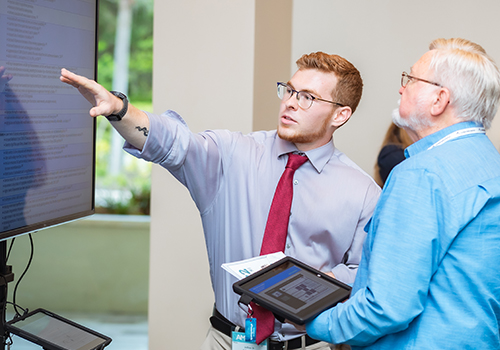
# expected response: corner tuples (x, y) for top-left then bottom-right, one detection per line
(0, 0), (97, 241)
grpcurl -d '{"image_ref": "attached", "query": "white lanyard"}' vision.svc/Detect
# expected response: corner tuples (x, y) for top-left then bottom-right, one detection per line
(427, 127), (485, 150)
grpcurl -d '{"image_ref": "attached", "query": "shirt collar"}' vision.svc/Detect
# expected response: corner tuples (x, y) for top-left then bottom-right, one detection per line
(276, 136), (335, 173)
(404, 121), (483, 159)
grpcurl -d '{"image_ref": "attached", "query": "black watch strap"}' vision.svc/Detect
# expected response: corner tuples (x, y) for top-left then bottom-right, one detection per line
(105, 91), (128, 121)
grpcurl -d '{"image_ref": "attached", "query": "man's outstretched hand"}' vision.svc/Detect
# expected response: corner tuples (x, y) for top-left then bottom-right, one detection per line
(60, 68), (122, 118)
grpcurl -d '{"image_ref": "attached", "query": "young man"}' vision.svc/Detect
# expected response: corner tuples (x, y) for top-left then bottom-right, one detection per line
(60, 52), (380, 350)
(305, 39), (500, 349)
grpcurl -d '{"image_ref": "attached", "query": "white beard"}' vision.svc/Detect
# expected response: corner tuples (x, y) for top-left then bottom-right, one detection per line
(392, 97), (435, 132)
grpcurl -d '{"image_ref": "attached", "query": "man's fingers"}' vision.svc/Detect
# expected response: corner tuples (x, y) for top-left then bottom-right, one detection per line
(60, 68), (91, 88)
(60, 68), (117, 117)
(89, 106), (102, 118)
(59, 76), (80, 88)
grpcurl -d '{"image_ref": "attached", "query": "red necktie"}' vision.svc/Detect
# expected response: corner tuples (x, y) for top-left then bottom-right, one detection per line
(252, 153), (308, 344)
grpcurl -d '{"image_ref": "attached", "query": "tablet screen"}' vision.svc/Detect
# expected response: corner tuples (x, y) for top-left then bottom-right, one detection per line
(7, 310), (110, 350)
(235, 258), (350, 324)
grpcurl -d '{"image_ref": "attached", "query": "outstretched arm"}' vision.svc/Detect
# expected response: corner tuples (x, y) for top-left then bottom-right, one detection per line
(60, 68), (150, 150)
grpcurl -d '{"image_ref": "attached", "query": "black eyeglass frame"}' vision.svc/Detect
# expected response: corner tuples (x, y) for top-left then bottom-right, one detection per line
(401, 72), (443, 88)
(277, 82), (345, 109)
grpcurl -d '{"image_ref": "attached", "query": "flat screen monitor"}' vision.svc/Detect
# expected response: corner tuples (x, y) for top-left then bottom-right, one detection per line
(0, 0), (98, 241)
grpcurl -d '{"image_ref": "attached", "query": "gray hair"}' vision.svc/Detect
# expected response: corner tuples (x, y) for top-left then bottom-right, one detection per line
(428, 38), (500, 129)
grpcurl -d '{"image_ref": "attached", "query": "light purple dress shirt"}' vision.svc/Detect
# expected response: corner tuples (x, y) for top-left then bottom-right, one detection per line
(124, 110), (380, 340)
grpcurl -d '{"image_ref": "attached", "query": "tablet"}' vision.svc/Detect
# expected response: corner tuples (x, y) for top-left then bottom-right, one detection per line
(233, 256), (351, 325)
(5, 308), (112, 350)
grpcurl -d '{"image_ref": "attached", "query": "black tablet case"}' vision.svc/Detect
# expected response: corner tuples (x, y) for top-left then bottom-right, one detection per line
(233, 256), (351, 325)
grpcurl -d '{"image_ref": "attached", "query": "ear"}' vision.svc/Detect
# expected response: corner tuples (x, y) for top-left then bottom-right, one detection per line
(331, 106), (353, 128)
(430, 88), (450, 116)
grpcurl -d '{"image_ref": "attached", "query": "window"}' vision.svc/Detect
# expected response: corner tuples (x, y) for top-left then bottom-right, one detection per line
(96, 0), (154, 215)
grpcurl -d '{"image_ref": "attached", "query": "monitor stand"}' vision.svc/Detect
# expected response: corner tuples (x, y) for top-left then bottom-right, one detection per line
(0, 240), (15, 350)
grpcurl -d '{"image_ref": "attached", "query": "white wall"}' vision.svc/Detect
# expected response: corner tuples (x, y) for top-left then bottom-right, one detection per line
(291, 0), (500, 173)
(149, 1), (256, 349)
(149, 1), (500, 348)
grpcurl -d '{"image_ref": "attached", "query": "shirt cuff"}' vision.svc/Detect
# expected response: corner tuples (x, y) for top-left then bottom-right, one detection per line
(331, 264), (356, 285)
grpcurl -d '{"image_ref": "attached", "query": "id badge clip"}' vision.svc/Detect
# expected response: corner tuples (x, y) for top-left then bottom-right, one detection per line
(233, 295), (268, 349)
(237, 294), (256, 342)
(232, 299), (267, 350)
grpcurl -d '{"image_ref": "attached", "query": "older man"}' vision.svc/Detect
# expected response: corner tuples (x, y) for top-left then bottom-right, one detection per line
(306, 38), (500, 349)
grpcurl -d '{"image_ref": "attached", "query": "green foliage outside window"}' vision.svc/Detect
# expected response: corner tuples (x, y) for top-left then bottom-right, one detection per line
(95, 0), (153, 215)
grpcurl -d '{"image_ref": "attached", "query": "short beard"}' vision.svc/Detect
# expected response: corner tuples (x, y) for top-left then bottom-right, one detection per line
(278, 113), (331, 144)
(392, 96), (435, 132)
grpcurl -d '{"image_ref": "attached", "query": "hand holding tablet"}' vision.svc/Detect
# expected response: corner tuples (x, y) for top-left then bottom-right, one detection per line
(233, 256), (351, 325)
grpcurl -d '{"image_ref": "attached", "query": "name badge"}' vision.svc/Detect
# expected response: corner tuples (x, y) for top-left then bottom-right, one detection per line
(231, 331), (268, 350)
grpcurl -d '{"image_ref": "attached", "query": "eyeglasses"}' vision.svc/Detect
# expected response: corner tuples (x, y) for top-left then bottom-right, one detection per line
(401, 72), (442, 88)
(277, 82), (344, 110)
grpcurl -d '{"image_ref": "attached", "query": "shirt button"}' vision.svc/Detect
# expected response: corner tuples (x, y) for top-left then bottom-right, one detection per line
(294, 180), (298, 185)
(286, 244), (291, 249)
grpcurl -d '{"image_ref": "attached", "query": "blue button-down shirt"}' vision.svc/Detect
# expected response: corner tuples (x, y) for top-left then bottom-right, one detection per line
(307, 121), (500, 349)
(124, 110), (380, 340)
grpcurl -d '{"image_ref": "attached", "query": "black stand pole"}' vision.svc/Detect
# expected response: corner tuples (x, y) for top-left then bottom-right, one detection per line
(0, 241), (15, 350)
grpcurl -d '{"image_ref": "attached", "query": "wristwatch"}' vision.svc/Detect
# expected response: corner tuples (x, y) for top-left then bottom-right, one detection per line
(105, 91), (128, 121)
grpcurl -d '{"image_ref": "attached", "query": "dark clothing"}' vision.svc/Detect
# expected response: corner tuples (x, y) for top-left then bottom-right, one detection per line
(377, 144), (406, 184)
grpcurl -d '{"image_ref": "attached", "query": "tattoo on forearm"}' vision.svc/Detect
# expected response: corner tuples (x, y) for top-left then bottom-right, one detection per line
(135, 126), (149, 137)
